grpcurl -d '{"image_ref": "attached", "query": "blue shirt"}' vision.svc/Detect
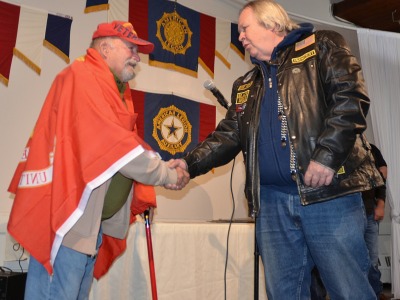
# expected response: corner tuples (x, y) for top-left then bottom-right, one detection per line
(255, 23), (314, 191)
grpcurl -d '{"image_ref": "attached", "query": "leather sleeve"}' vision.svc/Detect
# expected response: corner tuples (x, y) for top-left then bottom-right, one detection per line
(183, 105), (242, 178)
(312, 30), (370, 171)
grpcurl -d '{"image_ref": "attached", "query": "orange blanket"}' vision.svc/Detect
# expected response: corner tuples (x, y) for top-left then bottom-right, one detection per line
(8, 48), (156, 278)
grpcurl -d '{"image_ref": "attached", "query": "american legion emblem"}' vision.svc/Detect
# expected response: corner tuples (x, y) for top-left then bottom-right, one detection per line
(156, 10), (192, 55)
(152, 105), (192, 155)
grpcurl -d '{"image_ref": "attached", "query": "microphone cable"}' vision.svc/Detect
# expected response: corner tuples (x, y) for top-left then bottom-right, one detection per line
(13, 243), (25, 273)
(204, 79), (236, 299)
(224, 157), (236, 300)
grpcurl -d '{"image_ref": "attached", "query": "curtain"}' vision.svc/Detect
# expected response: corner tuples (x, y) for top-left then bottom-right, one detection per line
(357, 28), (400, 298)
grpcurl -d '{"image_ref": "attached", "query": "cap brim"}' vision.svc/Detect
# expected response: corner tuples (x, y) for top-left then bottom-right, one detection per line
(122, 36), (154, 54)
(137, 42), (154, 54)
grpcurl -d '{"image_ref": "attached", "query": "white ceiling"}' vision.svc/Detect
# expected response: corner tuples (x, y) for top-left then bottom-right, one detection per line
(219, 0), (356, 30)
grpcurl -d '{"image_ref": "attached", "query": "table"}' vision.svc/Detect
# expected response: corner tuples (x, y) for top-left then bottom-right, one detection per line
(90, 221), (268, 300)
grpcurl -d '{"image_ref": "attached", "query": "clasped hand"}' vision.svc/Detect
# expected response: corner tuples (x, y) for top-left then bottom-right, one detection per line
(165, 159), (190, 190)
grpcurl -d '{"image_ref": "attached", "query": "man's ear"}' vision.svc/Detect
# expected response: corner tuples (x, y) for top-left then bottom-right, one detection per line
(99, 40), (110, 58)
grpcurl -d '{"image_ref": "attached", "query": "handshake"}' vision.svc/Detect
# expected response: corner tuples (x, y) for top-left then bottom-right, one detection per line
(165, 159), (190, 191)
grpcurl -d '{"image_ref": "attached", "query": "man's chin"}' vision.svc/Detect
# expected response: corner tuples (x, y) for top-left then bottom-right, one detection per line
(121, 68), (136, 82)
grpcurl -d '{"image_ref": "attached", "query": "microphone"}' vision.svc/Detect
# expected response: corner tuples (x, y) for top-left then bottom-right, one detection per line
(203, 80), (230, 110)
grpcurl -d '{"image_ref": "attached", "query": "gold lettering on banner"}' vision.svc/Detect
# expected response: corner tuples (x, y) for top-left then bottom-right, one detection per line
(156, 11), (192, 55)
(291, 50), (316, 64)
(153, 105), (192, 155)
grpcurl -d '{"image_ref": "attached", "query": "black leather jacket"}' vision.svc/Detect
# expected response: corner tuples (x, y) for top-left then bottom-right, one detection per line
(184, 30), (384, 217)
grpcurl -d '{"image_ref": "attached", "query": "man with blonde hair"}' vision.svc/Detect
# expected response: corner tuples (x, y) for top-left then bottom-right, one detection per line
(169, 1), (382, 298)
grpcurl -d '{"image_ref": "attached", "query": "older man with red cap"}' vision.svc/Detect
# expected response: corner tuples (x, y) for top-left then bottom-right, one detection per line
(7, 20), (189, 300)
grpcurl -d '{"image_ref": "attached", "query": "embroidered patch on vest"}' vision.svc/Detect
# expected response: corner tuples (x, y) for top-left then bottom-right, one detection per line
(236, 90), (249, 104)
(238, 82), (253, 91)
(292, 50), (316, 64)
(295, 34), (315, 51)
(337, 166), (345, 175)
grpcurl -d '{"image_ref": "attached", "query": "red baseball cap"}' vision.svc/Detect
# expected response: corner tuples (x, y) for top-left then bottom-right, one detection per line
(92, 20), (154, 54)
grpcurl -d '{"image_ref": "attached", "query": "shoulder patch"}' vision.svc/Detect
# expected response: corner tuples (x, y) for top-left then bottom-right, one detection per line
(295, 34), (315, 51)
(291, 50), (316, 64)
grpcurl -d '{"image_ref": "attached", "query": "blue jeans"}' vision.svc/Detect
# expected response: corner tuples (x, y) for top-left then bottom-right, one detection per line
(256, 186), (375, 300)
(25, 233), (102, 300)
(365, 213), (383, 297)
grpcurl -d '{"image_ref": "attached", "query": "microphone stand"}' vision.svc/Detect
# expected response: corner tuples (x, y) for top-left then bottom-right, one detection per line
(254, 217), (259, 300)
(213, 94), (260, 300)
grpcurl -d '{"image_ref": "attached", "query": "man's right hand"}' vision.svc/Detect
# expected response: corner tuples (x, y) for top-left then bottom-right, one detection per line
(165, 159), (189, 190)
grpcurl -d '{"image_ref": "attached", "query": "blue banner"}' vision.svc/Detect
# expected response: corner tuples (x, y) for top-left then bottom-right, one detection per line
(132, 90), (216, 160)
(148, 0), (200, 77)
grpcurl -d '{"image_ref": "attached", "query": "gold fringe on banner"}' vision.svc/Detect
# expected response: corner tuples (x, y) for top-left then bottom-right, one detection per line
(230, 44), (245, 60)
(43, 40), (70, 64)
(0, 74), (9, 87)
(149, 60), (198, 78)
(84, 4), (110, 14)
(215, 50), (231, 69)
(198, 58), (214, 79)
(13, 48), (42, 75)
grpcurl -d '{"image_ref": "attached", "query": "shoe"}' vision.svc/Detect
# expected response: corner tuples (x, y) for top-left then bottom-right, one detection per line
(379, 294), (390, 300)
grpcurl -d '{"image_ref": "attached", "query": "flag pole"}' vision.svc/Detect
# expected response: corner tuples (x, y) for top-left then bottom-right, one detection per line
(144, 210), (158, 300)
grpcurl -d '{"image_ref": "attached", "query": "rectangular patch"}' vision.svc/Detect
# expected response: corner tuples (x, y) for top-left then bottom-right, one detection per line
(291, 50), (316, 64)
(295, 34), (315, 51)
(236, 90), (249, 104)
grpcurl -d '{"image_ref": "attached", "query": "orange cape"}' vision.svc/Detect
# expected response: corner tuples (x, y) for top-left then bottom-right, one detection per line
(7, 49), (156, 278)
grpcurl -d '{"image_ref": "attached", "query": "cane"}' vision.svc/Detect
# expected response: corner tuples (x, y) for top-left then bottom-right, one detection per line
(144, 209), (158, 300)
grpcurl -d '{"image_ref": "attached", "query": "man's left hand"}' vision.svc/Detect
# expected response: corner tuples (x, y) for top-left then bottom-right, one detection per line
(304, 160), (334, 188)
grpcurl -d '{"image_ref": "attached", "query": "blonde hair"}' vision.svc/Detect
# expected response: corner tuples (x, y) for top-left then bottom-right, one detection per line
(240, 0), (299, 33)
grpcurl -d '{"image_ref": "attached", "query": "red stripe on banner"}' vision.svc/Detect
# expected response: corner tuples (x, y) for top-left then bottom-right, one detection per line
(199, 103), (216, 141)
(199, 13), (216, 78)
(130, 89), (146, 139)
(0, 1), (20, 86)
(129, 0), (149, 40)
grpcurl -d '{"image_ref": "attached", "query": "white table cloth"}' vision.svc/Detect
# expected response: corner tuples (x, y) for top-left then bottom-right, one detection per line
(90, 221), (268, 300)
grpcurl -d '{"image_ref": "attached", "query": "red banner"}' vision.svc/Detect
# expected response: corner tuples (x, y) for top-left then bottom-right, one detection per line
(0, 1), (20, 86)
